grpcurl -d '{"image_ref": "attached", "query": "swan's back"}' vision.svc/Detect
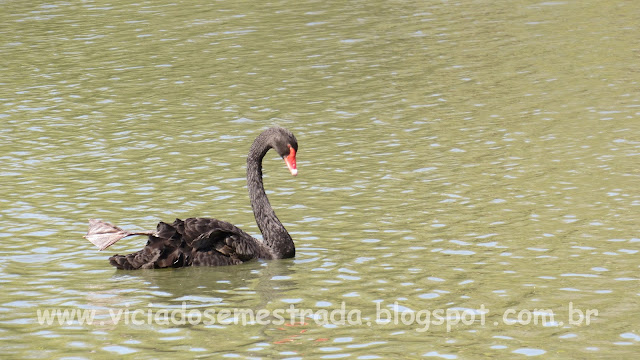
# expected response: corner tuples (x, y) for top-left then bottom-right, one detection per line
(109, 218), (275, 270)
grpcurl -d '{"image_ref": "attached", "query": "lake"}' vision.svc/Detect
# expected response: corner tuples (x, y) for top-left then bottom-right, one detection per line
(0, 0), (638, 358)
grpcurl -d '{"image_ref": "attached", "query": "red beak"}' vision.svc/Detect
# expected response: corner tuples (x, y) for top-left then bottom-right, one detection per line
(284, 145), (297, 176)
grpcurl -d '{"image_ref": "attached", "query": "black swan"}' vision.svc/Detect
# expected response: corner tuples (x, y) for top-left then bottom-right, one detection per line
(84, 127), (299, 270)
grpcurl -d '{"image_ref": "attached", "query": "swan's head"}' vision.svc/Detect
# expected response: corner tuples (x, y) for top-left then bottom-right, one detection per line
(266, 127), (298, 176)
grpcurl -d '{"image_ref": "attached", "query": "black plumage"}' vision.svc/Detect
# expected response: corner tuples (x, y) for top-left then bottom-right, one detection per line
(86, 127), (299, 270)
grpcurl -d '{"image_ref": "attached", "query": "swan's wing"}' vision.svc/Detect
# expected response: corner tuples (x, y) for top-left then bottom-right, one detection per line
(182, 217), (267, 265)
(179, 217), (245, 240)
(108, 217), (267, 269)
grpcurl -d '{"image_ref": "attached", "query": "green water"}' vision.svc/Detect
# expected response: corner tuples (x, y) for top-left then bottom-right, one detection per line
(1, 0), (639, 358)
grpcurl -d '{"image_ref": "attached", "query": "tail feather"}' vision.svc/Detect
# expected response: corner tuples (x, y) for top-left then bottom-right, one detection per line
(109, 232), (186, 270)
(109, 248), (161, 270)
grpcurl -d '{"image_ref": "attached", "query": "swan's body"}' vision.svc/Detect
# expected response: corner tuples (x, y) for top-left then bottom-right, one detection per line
(85, 127), (299, 270)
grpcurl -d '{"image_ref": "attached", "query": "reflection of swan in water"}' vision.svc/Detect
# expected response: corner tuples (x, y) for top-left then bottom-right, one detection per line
(85, 127), (299, 270)
(107, 260), (297, 302)
(83, 260), (298, 331)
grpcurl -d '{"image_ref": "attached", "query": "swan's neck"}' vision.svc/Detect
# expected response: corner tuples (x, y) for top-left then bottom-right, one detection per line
(247, 141), (294, 258)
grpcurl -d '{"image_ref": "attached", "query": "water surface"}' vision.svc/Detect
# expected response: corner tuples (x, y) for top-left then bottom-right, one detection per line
(1, 0), (639, 358)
